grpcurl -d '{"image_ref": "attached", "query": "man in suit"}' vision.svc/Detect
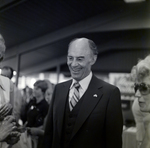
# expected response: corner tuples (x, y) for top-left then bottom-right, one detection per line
(44, 37), (123, 148)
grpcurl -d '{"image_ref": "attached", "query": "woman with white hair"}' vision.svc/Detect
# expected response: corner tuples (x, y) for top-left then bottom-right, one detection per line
(131, 65), (149, 148)
(131, 55), (150, 148)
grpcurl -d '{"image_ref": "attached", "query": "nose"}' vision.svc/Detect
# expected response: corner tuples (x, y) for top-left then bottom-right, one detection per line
(135, 89), (141, 98)
(71, 59), (78, 67)
(138, 96), (145, 103)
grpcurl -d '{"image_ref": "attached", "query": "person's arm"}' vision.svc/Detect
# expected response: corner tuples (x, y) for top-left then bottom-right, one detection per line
(9, 80), (14, 107)
(27, 126), (44, 136)
(106, 87), (123, 148)
(0, 115), (17, 142)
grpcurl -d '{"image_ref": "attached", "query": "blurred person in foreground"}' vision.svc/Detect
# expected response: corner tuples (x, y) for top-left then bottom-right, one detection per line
(1, 66), (23, 124)
(0, 34), (20, 147)
(44, 37), (123, 148)
(131, 55), (150, 148)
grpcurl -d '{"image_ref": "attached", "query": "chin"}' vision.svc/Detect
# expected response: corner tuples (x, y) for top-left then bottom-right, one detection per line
(71, 74), (80, 81)
(140, 108), (148, 112)
(72, 77), (80, 81)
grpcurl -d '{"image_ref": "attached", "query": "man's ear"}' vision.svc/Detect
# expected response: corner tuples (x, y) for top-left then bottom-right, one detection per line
(90, 55), (97, 65)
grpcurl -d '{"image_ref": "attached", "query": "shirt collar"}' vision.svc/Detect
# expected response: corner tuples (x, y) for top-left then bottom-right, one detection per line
(70, 72), (92, 90)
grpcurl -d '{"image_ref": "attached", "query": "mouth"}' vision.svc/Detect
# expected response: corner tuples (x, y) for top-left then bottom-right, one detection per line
(70, 68), (81, 73)
(138, 101), (145, 108)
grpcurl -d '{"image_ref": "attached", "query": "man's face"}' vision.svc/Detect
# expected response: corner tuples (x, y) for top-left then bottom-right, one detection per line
(135, 76), (150, 112)
(67, 39), (97, 81)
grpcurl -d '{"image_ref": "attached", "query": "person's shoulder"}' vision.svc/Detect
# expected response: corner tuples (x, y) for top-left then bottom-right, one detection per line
(0, 75), (10, 82)
(94, 75), (119, 90)
(0, 75), (13, 89)
(0, 75), (14, 87)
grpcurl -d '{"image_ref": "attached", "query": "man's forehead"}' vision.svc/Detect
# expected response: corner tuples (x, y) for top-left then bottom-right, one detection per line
(71, 38), (89, 48)
(68, 43), (91, 55)
(67, 51), (90, 57)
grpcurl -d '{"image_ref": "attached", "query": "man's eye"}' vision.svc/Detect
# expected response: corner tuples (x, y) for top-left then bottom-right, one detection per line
(68, 57), (73, 60)
(77, 58), (83, 61)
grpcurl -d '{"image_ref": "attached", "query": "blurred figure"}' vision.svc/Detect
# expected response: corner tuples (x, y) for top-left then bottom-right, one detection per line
(23, 80), (49, 148)
(45, 88), (53, 104)
(0, 34), (21, 147)
(131, 55), (150, 148)
(25, 80), (49, 127)
(21, 86), (33, 124)
(44, 79), (54, 104)
(34, 80), (55, 148)
(1, 66), (23, 124)
(22, 86), (33, 104)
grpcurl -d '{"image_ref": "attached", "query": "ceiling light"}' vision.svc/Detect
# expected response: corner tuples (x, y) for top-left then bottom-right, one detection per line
(124, 0), (145, 3)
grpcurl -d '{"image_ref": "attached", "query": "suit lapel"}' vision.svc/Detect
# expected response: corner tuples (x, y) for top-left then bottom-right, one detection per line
(71, 76), (103, 139)
(57, 80), (72, 138)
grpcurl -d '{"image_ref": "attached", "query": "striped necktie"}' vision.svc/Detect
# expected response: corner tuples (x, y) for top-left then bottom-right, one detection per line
(69, 82), (80, 111)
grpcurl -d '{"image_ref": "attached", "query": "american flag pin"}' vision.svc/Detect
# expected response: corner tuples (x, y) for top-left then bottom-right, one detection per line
(93, 94), (98, 97)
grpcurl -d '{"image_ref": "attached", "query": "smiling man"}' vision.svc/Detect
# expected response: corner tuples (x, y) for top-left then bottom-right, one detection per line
(44, 37), (123, 148)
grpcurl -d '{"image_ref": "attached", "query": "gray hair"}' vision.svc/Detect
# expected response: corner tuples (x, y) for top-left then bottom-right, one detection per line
(132, 55), (150, 81)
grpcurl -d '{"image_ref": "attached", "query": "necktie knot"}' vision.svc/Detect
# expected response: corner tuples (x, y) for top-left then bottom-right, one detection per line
(74, 82), (80, 90)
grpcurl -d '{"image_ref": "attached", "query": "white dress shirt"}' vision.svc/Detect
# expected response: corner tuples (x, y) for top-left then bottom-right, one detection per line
(69, 72), (92, 103)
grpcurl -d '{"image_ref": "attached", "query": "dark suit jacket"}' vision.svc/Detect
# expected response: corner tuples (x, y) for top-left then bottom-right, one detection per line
(44, 75), (123, 148)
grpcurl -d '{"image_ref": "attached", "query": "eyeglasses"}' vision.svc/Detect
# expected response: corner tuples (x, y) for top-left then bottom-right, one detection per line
(134, 83), (150, 95)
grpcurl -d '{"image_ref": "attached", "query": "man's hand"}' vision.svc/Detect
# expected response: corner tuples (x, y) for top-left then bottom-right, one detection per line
(5, 131), (21, 145)
(0, 115), (16, 142)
